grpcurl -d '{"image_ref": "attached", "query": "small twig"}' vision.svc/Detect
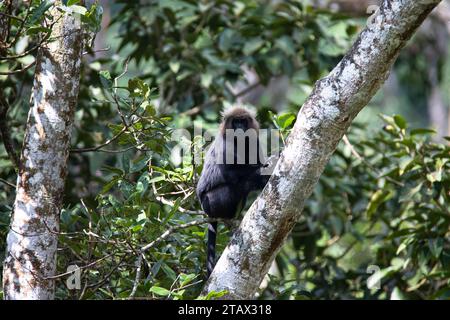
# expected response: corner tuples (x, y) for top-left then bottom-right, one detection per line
(70, 126), (128, 153)
(140, 218), (211, 253)
(113, 58), (131, 126)
(155, 196), (204, 216)
(0, 31), (51, 60)
(229, 81), (262, 99)
(0, 11), (24, 23)
(44, 252), (116, 280)
(129, 254), (143, 298)
(0, 44), (39, 59)
(151, 182), (203, 215)
(0, 60), (35, 75)
(173, 279), (203, 293)
(85, 254), (128, 291)
(82, 46), (111, 56)
(0, 178), (15, 188)
(85, 146), (137, 154)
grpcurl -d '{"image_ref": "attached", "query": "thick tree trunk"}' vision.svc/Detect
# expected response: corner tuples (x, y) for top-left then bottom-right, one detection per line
(2, 3), (83, 300)
(202, 0), (442, 299)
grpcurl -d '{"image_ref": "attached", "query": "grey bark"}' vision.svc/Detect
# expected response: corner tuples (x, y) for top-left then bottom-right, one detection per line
(202, 0), (442, 299)
(2, 2), (83, 299)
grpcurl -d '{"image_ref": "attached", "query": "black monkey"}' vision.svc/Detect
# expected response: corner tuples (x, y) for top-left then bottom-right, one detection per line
(196, 107), (269, 277)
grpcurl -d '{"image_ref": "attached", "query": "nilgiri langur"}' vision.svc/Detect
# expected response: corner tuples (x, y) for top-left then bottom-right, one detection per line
(196, 107), (270, 277)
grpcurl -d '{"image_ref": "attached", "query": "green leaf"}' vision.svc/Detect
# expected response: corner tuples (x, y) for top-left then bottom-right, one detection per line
(179, 273), (197, 287)
(202, 50), (240, 73)
(399, 183), (423, 203)
(429, 238), (444, 258)
(67, 0), (80, 6)
(197, 290), (228, 300)
(397, 237), (414, 255)
(398, 156), (414, 175)
(128, 78), (151, 98)
(148, 175), (166, 184)
(169, 61), (180, 74)
(277, 113), (296, 130)
(427, 171), (442, 183)
(82, 3), (103, 33)
(130, 156), (149, 173)
(101, 165), (124, 175)
(243, 37), (264, 55)
(393, 115), (407, 129)
(149, 286), (170, 296)
(366, 189), (393, 218)
(201, 73), (213, 88)
(379, 114), (396, 127)
(410, 128), (436, 136)
(122, 153), (130, 173)
(219, 29), (238, 52)
(275, 36), (296, 56)
(101, 177), (119, 194)
(26, 26), (52, 36)
(30, 0), (54, 24)
(161, 263), (177, 281)
(99, 70), (112, 88)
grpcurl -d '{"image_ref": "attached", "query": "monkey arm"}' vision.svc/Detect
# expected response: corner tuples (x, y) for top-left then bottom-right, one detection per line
(244, 168), (270, 193)
(196, 146), (227, 203)
(248, 154), (276, 190)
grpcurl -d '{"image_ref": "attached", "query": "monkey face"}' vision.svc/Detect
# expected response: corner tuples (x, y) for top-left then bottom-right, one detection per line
(220, 107), (260, 134)
(231, 117), (250, 131)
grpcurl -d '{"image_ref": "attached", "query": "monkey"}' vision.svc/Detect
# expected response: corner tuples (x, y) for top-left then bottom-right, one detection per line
(196, 107), (270, 277)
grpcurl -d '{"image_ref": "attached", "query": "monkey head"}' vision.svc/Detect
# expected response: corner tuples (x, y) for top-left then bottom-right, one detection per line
(220, 107), (260, 135)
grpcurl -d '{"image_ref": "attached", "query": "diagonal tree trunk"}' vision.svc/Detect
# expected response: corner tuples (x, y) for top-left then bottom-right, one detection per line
(202, 0), (443, 299)
(2, 2), (84, 300)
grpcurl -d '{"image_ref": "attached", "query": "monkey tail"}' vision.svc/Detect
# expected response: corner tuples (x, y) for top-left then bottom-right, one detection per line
(207, 221), (218, 277)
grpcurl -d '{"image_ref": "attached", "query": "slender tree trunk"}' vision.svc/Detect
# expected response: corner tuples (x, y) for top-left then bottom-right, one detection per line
(423, 6), (450, 139)
(202, 0), (442, 299)
(2, 3), (83, 300)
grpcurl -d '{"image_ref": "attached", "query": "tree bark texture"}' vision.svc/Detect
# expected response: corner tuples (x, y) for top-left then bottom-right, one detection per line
(2, 3), (83, 300)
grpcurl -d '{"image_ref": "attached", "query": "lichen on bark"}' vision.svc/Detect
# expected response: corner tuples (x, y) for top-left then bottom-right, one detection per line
(2, 2), (84, 300)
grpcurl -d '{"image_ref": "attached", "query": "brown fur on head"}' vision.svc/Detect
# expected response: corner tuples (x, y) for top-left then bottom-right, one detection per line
(220, 107), (259, 133)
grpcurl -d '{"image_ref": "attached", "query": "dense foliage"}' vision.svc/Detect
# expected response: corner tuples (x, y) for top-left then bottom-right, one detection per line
(0, 0), (449, 300)
(268, 117), (450, 300)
